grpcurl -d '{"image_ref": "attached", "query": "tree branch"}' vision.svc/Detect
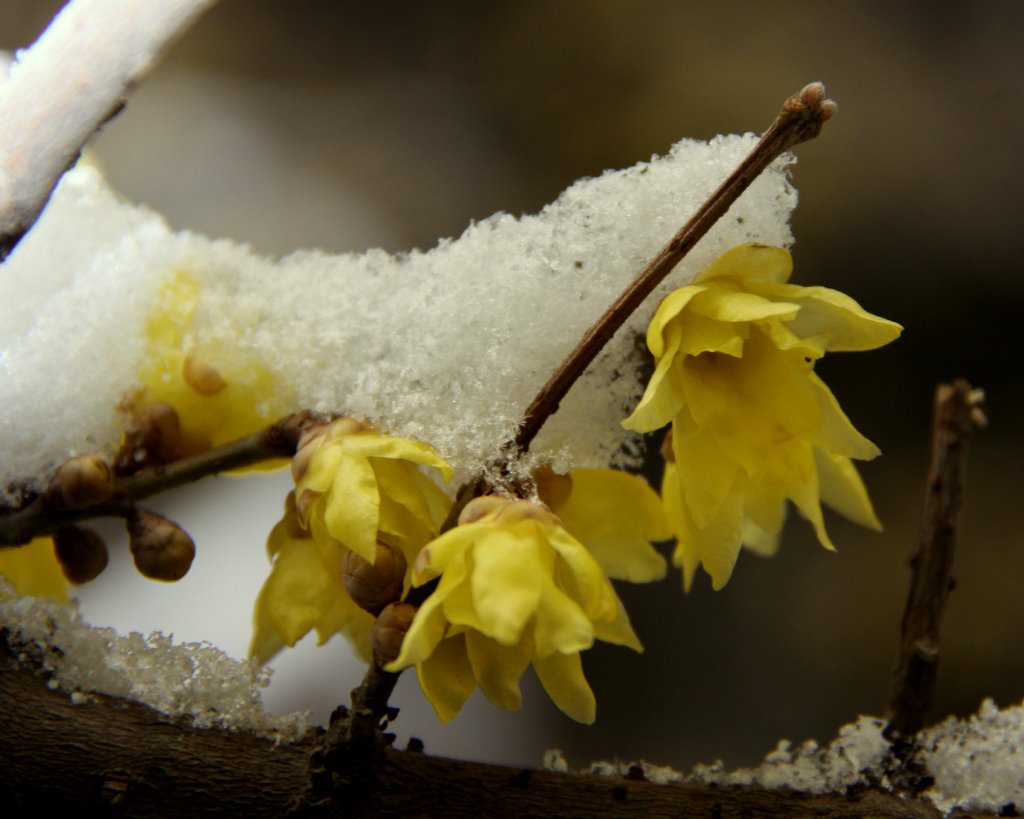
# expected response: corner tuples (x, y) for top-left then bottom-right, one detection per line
(0, 635), (956, 818)
(0, 412), (313, 547)
(885, 380), (985, 739)
(513, 81), (836, 453)
(0, 0), (218, 261)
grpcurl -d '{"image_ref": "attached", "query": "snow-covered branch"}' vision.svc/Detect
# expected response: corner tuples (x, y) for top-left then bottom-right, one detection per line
(0, 0), (217, 259)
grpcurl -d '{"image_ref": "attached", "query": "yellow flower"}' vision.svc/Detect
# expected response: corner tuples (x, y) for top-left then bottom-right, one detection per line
(386, 496), (645, 724)
(250, 493), (373, 665)
(623, 244), (901, 590)
(534, 467), (670, 583)
(250, 419), (453, 664)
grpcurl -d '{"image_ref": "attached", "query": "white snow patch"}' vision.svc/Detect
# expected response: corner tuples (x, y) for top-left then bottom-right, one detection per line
(1, 134), (796, 496)
(0, 579), (308, 742)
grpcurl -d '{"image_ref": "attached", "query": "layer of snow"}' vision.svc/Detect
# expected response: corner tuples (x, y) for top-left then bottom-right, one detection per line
(1, 135), (795, 496)
(548, 702), (1024, 815)
(0, 578), (308, 742)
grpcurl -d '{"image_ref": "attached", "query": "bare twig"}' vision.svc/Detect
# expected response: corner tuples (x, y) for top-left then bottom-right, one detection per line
(0, 0), (218, 261)
(513, 81), (837, 453)
(0, 412), (313, 547)
(885, 380), (985, 739)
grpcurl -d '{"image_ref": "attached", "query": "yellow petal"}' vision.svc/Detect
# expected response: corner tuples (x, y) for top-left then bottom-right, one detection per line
(469, 523), (544, 644)
(765, 283), (903, 352)
(646, 286), (705, 358)
(815, 450), (882, 530)
(805, 372), (881, 461)
(415, 634), (477, 723)
(552, 469), (668, 583)
(532, 651), (597, 724)
(678, 490), (744, 591)
(340, 433), (454, 484)
(661, 461), (700, 591)
(622, 321), (687, 433)
(695, 243), (793, 285)
(0, 538), (68, 603)
(324, 451), (380, 561)
(547, 527), (617, 621)
(670, 412), (740, 527)
(688, 284), (799, 325)
(373, 457), (451, 542)
(465, 629), (532, 711)
(388, 590), (450, 669)
(591, 594), (644, 653)
(533, 580), (595, 657)
(250, 513), (372, 665)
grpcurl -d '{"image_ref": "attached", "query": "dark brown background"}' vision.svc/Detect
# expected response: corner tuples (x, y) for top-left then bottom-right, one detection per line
(2, 0), (1022, 770)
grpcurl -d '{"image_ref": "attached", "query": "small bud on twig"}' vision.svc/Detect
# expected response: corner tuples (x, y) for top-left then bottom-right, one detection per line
(45, 454), (114, 510)
(342, 540), (407, 615)
(182, 355), (227, 396)
(371, 602), (417, 667)
(53, 525), (109, 584)
(127, 508), (195, 582)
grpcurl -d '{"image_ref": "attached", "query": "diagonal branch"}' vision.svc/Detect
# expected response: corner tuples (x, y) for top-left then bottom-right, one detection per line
(0, 0), (219, 261)
(885, 380), (985, 739)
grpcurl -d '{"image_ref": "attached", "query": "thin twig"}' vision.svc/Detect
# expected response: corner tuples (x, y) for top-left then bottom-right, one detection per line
(513, 81), (836, 453)
(885, 380), (985, 740)
(0, 0), (218, 261)
(0, 412), (312, 547)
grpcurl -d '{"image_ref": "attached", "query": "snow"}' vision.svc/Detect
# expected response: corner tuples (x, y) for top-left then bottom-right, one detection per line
(1, 135), (795, 497)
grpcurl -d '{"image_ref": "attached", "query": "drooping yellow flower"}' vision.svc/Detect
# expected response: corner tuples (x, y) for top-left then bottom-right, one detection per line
(534, 466), (670, 583)
(250, 493), (373, 665)
(623, 243), (901, 590)
(387, 496), (645, 724)
(250, 419), (453, 664)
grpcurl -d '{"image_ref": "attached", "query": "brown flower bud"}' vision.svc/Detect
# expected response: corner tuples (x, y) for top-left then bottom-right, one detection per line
(117, 401), (182, 472)
(371, 602), (417, 667)
(533, 466), (573, 511)
(52, 526), (109, 584)
(182, 355), (227, 396)
(127, 509), (196, 582)
(342, 540), (407, 615)
(46, 454), (114, 510)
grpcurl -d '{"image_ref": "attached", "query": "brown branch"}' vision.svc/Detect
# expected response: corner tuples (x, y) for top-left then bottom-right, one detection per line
(513, 81), (836, 453)
(885, 380), (984, 740)
(0, 636), (955, 818)
(0, 412), (314, 547)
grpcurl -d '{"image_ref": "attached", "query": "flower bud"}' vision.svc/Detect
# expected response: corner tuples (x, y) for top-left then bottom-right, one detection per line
(117, 401), (182, 472)
(52, 526), (109, 584)
(371, 602), (417, 667)
(127, 509), (196, 582)
(342, 540), (407, 615)
(182, 355), (227, 396)
(458, 495), (509, 525)
(46, 454), (114, 510)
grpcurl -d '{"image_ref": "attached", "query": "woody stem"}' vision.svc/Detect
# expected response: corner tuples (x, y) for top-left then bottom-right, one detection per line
(513, 81), (836, 454)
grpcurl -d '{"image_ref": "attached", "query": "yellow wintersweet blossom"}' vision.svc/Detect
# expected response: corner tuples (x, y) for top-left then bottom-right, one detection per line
(386, 496), (645, 724)
(0, 538), (68, 603)
(623, 243), (902, 590)
(250, 493), (374, 665)
(131, 270), (290, 463)
(534, 467), (669, 583)
(250, 419), (453, 664)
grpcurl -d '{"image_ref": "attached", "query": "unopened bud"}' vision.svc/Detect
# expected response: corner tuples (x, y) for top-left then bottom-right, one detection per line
(182, 355), (227, 396)
(127, 509), (196, 582)
(342, 541), (407, 615)
(458, 495), (509, 525)
(117, 402), (182, 472)
(53, 526), (109, 584)
(533, 466), (573, 511)
(371, 602), (417, 667)
(46, 454), (114, 510)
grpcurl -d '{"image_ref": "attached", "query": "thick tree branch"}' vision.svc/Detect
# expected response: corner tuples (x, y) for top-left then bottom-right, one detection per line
(0, 636), (956, 818)
(885, 380), (984, 739)
(0, 0), (218, 261)
(513, 81), (836, 453)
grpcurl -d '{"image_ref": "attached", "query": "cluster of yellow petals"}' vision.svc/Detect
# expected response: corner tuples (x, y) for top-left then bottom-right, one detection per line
(623, 243), (902, 590)
(250, 418), (453, 664)
(387, 480), (668, 724)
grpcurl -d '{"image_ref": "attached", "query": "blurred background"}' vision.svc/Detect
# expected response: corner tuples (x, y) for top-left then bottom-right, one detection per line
(2, 0), (1022, 772)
